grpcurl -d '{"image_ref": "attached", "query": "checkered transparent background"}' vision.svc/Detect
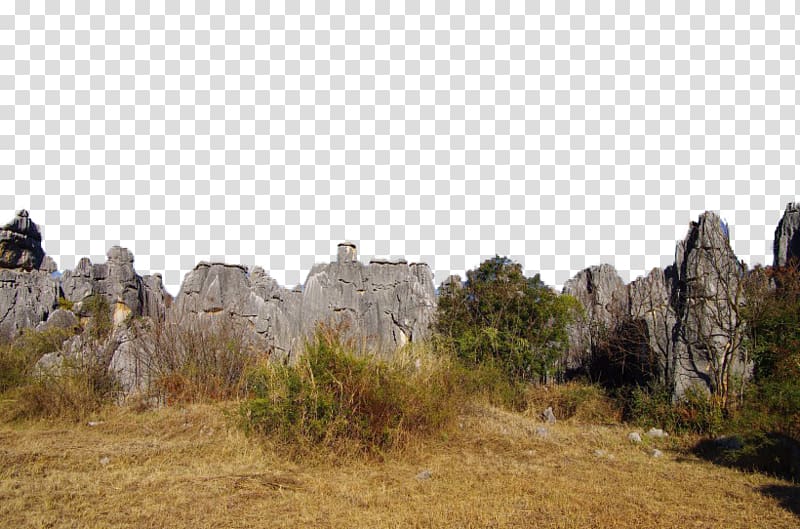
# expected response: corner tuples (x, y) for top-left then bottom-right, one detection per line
(4, 0), (800, 294)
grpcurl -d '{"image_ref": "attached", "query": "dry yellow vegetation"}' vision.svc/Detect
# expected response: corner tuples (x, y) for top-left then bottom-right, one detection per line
(0, 402), (797, 529)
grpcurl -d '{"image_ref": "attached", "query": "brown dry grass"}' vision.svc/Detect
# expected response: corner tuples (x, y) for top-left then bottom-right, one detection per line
(0, 402), (797, 529)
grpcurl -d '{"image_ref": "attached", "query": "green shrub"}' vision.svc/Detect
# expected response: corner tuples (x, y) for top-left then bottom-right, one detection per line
(57, 297), (74, 311)
(435, 256), (582, 383)
(241, 325), (462, 455)
(624, 384), (725, 435)
(82, 294), (112, 340)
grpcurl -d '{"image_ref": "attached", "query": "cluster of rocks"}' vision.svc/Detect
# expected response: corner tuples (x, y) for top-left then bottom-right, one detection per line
(564, 203), (800, 399)
(0, 210), (436, 396)
(4, 203), (800, 401)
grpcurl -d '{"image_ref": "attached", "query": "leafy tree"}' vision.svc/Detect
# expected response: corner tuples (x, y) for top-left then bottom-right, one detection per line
(740, 261), (800, 440)
(435, 256), (581, 383)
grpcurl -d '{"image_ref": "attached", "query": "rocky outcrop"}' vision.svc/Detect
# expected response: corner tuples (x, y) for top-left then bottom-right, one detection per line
(171, 242), (436, 359)
(0, 210), (60, 338)
(774, 202), (800, 268)
(563, 264), (628, 330)
(0, 266), (60, 338)
(61, 246), (170, 322)
(562, 264), (629, 370)
(566, 211), (748, 400)
(0, 209), (53, 271)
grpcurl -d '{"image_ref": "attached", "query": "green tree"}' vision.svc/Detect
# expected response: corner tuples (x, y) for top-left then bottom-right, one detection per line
(435, 256), (582, 383)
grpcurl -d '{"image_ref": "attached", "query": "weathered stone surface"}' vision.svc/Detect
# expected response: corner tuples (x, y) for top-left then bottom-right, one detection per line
(774, 202), (800, 268)
(61, 246), (169, 321)
(566, 211), (749, 400)
(171, 243), (437, 360)
(563, 264), (629, 328)
(562, 264), (629, 369)
(36, 308), (80, 332)
(672, 211), (747, 398)
(628, 267), (679, 387)
(0, 210), (47, 271)
(0, 267), (60, 338)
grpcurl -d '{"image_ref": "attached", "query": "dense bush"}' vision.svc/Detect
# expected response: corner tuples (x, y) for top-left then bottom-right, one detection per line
(435, 256), (582, 383)
(738, 263), (800, 440)
(241, 324), (462, 455)
(623, 384), (725, 435)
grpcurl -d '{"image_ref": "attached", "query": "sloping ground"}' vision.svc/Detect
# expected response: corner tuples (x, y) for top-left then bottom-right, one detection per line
(0, 404), (796, 529)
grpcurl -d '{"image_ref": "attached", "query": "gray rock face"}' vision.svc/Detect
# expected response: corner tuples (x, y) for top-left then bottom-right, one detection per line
(0, 211), (62, 337)
(566, 211), (749, 400)
(562, 264), (629, 368)
(61, 246), (169, 322)
(672, 212), (746, 398)
(171, 243), (437, 360)
(0, 266), (60, 338)
(628, 267), (679, 387)
(36, 308), (80, 332)
(774, 202), (800, 268)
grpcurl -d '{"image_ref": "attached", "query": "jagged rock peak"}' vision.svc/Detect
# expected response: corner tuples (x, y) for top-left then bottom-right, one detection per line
(5, 209), (42, 241)
(774, 202), (800, 268)
(0, 209), (49, 270)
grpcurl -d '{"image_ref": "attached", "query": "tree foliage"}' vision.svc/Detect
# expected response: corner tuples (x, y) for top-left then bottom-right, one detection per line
(435, 256), (582, 383)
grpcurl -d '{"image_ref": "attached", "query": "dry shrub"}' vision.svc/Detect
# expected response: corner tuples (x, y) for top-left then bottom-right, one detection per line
(2, 354), (118, 422)
(241, 322), (463, 456)
(0, 326), (77, 393)
(132, 315), (267, 405)
(525, 382), (623, 423)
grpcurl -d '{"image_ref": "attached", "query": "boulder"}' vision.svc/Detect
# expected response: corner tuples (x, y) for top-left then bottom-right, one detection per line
(0, 210), (47, 271)
(774, 202), (800, 268)
(36, 308), (80, 332)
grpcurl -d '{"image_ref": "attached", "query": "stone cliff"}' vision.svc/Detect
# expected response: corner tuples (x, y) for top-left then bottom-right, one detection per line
(172, 242), (436, 359)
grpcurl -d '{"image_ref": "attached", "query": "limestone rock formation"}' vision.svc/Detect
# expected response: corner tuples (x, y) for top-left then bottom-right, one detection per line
(61, 246), (170, 322)
(0, 210), (61, 337)
(628, 267), (678, 385)
(671, 211), (747, 398)
(774, 202), (800, 268)
(0, 209), (49, 271)
(562, 264), (628, 329)
(565, 211), (748, 400)
(0, 266), (60, 338)
(171, 243), (437, 359)
(562, 264), (629, 369)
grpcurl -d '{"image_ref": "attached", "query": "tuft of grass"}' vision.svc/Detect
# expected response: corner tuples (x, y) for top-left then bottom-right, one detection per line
(525, 381), (623, 424)
(241, 324), (462, 456)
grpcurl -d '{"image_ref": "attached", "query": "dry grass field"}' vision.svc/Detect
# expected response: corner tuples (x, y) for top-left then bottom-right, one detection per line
(0, 402), (797, 529)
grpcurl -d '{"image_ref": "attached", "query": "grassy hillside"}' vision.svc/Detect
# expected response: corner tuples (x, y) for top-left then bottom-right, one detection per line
(0, 402), (796, 529)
